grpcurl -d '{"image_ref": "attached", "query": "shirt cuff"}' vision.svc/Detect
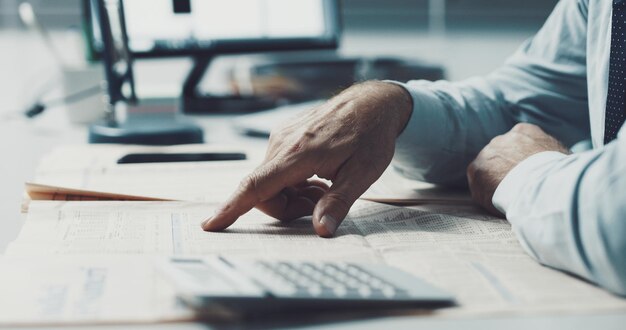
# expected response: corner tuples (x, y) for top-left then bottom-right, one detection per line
(492, 151), (568, 214)
(383, 80), (444, 154)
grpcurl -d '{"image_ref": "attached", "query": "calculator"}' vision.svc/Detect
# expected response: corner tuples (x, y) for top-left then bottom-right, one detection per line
(158, 257), (455, 316)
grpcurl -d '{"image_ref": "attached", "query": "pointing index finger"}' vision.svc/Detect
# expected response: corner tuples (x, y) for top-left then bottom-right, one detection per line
(201, 158), (311, 231)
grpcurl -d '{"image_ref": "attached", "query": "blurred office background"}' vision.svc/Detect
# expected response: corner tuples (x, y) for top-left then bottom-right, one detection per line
(0, 0), (558, 32)
(0, 0), (557, 248)
(0, 0), (558, 112)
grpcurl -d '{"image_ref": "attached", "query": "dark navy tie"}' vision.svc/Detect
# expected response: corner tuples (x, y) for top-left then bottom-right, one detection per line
(605, 0), (626, 144)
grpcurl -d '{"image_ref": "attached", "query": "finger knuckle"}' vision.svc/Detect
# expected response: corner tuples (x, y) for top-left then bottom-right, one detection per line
(326, 191), (353, 212)
(269, 126), (288, 144)
(513, 122), (541, 133)
(240, 173), (261, 196)
(282, 132), (323, 163)
(468, 184), (480, 201)
(470, 165), (486, 185)
(466, 162), (476, 178)
(294, 129), (318, 147)
(361, 157), (390, 178)
(512, 122), (530, 132)
(489, 134), (504, 144)
(473, 147), (490, 163)
(268, 130), (280, 145)
(288, 139), (306, 154)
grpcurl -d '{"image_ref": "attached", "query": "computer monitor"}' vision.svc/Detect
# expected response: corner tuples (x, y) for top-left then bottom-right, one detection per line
(86, 0), (341, 58)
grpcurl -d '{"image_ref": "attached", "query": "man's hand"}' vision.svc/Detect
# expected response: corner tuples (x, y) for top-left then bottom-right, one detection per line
(467, 123), (571, 215)
(202, 81), (413, 237)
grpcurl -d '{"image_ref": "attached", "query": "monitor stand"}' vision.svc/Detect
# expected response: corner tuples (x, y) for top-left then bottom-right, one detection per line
(89, 0), (204, 146)
(181, 56), (277, 114)
(88, 111), (204, 145)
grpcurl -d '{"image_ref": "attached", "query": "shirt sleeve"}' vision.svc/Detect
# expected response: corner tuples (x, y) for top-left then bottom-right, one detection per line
(391, 0), (590, 186)
(492, 128), (626, 296)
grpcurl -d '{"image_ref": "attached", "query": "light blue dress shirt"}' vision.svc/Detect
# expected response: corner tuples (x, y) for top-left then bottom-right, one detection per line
(392, 0), (626, 296)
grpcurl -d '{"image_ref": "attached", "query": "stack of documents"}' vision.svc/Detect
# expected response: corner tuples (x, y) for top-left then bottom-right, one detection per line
(3, 144), (626, 326)
(24, 144), (472, 206)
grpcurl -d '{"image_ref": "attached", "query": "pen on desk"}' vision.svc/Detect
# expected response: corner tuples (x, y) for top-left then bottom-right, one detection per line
(116, 152), (247, 164)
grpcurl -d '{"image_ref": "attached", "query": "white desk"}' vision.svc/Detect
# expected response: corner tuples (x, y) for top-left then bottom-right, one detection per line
(1, 29), (625, 330)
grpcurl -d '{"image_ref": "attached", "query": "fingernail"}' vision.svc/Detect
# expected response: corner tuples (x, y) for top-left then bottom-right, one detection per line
(201, 208), (221, 229)
(320, 214), (338, 234)
(201, 218), (211, 229)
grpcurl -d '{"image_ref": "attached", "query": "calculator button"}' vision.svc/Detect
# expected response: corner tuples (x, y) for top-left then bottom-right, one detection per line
(358, 287), (372, 297)
(357, 273), (371, 282)
(382, 287), (396, 298)
(370, 279), (384, 288)
(335, 272), (348, 281)
(321, 278), (337, 288)
(346, 266), (360, 275)
(307, 286), (323, 297)
(345, 278), (361, 288)
(332, 286), (348, 297)
(295, 278), (311, 288)
(243, 261), (424, 301)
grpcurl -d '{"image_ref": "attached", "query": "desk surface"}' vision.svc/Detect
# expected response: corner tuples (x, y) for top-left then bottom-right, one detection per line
(1, 29), (625, 329)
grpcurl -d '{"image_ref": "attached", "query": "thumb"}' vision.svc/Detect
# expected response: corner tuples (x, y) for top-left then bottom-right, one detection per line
(312, 160), (378, 238)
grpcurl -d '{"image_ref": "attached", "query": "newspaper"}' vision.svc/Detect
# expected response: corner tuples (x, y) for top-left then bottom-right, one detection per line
(6, 201), (379, 261)
(0, 256), (193, 326)
(7, 200), (626, 321)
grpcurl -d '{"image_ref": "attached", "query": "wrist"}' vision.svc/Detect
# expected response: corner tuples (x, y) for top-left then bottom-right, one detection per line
(354, 80), (414, 136)
(383, 81), (414, 136)
(492, 151), (568, 214)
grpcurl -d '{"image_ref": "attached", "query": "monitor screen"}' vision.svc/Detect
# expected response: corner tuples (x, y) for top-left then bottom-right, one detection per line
(87, 0), (340, 58)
